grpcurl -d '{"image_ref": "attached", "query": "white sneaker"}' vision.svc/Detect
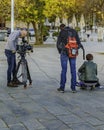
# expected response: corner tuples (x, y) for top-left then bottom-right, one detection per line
(99, 86), (104, 89)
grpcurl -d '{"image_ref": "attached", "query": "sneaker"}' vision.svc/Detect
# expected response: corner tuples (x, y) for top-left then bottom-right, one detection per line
(80, 86), (87, 90)
(57, 88), (64, 93)
(95, 83), (100, 88)
(7, 82), (18, 87)
(90, 86), (95, 90)
(72, 90), (77, 93)
(12, 79), (23, 85)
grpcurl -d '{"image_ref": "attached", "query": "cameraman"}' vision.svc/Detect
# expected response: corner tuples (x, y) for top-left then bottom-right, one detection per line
(5, 30), (27, 87)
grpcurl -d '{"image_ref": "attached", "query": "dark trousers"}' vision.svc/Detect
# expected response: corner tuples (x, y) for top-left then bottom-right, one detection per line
(5, 49), (16, 83)
(60, 53), (76, 91)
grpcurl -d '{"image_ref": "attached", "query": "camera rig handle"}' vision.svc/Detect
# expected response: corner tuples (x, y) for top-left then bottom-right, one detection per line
(80, 44), (85, 60)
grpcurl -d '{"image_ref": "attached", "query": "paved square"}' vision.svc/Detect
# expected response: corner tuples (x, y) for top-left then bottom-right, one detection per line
(0, 37), (104, 130)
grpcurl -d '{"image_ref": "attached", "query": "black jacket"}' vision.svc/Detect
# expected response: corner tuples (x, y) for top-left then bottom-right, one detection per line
(56, 26), (82, 54)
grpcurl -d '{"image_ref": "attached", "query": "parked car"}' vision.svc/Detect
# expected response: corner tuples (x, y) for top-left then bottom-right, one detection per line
(29, 28), (35, 36)
(7, 28), (11, 37)
(0, 29), (7, 41)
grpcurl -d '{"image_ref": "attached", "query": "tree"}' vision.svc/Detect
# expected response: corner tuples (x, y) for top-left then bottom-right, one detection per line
(81, 0), (104, 27)
(44, 0), (75, 21)
(1, 0), (104, 44)
(15, 0), (46, 44)
(44, 0), (86, 27)
(0, 0), (10, 27)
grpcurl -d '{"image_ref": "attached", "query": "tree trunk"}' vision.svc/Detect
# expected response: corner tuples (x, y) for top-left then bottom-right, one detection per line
(27, 22), (30, 43)
(32, 21), (43, 45)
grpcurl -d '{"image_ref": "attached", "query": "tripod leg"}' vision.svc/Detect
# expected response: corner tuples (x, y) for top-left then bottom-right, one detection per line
(25, 60), (32, 85)
(13, 60), (21, 81)
(21, 61), (27, 88)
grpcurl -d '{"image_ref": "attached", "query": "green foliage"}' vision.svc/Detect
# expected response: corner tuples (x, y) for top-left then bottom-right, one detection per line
(1, 0), (104, 44)
(0, 0), (10, 20)
(75, 26), (80, 32)
(52, 31), (59, 37)
(42, 26), (49, 36)
(15, 0), (45, 23)
(1, 0), (104, 27)
(44, 0), (75, 18)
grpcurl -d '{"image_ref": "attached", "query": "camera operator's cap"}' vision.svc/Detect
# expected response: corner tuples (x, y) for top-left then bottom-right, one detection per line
(21, 30), (27, 37)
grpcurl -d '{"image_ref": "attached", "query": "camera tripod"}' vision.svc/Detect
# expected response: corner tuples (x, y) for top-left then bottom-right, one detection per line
(13, 52), (32, 88)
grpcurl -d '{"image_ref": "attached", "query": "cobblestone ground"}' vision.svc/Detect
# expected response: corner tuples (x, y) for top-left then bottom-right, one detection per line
(0, 40), (104, 130)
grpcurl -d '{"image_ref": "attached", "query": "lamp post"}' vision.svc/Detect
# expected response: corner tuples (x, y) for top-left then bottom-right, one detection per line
(11, 0), (14, 32)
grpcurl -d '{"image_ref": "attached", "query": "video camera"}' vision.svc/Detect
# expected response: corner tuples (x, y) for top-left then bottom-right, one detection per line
(16, 38), (33, 55)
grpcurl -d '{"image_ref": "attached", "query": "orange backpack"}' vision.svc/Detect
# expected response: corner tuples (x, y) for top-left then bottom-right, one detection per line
(65, 36), (78, 58)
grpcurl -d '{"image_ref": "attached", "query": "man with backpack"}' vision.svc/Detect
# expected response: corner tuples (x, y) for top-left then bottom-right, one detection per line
(57, 24), (82, 93)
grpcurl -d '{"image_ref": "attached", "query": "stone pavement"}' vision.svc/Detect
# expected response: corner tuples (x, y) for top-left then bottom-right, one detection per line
(0, 39), (104, 130)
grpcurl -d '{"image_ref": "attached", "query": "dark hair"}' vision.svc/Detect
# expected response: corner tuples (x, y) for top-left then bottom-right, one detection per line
(86, 54), (93, 61)
(60, 24), (65, 29)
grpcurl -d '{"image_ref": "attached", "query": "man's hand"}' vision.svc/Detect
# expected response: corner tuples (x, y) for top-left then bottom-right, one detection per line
(78, 44), (83, 49)
(12, 50), (16, 54)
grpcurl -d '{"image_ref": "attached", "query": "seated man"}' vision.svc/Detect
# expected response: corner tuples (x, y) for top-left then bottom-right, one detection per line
(78, 53), (100, 89)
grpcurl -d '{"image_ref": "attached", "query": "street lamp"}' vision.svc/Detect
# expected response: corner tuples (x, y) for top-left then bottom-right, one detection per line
(11, 0), (14, 32)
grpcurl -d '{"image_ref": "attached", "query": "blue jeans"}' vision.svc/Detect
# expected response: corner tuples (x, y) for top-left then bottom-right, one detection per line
(5, 50), (16, 83)
(60, 53), (76, 90)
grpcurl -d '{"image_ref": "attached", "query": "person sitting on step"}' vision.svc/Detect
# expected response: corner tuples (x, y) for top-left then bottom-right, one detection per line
(78, 53), (100, 90)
